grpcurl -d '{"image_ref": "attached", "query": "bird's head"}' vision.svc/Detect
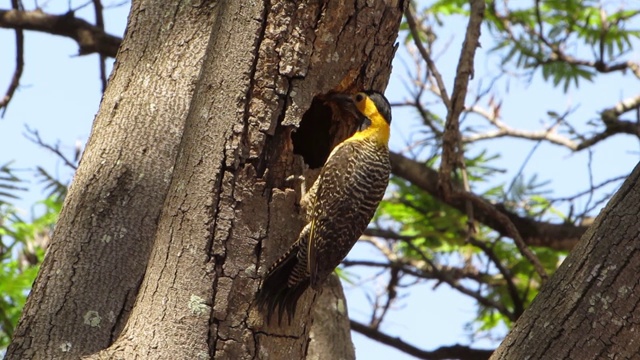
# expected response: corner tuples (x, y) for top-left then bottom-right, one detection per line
(327, 90), (392, 127)
(327, 90), (391, 145)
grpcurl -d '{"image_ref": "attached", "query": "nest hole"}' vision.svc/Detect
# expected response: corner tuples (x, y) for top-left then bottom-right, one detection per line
(291, 94), (358, 169)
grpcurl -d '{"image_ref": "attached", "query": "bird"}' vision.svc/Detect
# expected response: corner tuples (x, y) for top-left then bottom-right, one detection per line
(256, 90), (392, 324)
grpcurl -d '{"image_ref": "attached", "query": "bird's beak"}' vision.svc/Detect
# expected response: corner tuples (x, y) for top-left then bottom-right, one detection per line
(327, 92), (353, 103)
(326, 93), (360, 119)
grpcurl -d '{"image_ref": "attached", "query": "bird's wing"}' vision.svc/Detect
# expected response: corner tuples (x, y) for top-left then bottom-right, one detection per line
(307, 141), (357, 287)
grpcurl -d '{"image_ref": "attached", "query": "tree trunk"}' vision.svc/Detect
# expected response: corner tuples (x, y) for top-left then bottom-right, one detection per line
(7, 1), (405, 359)
(7, 1), (215, 358)
(307, 275), (356, 360)
(491, 162), (640, 359)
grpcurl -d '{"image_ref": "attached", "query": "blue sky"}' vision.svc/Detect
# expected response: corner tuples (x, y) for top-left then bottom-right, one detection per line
(1, 1), (639, 359)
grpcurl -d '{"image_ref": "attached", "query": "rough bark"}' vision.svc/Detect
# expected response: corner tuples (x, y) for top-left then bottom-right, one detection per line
(491, 162), (640, 359)
(7, 1), (214, 358)
(7, 0), (405, 359)
(307, 275), (355, 360)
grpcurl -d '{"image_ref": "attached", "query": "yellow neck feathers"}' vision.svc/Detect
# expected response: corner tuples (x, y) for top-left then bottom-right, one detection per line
(349, 96), (390, 146)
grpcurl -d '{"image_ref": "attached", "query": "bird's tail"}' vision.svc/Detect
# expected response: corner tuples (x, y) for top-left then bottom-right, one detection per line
(256, 247), (310, 325)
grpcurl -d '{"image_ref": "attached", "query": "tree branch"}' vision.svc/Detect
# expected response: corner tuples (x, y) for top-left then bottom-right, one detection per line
(0, 1), (24, 115)
(350, 320), (493, 360)
(343, 258), (500, 286)
(0, 9), (122, 57)
(91, 0), (109, 91)
(438, 0), (484, 198)
(24, 126), (78, 170)
(404, 4), (451, 109)
(463, 105), (577, 148)
(467, 237), (523, 317)
(400, 236), (515, 320)
(363, 228), (416, 242)
(463, 95), (640, 151)
(390, 151), (587, 251)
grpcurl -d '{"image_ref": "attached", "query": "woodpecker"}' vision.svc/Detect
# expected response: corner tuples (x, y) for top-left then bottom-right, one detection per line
(256, 90), (392, 324)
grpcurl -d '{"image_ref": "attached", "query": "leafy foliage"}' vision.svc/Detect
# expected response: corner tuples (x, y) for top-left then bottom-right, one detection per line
(485, 0), (640, 91)
(0, 165), (65, 352)
(0, 163), (26, 205)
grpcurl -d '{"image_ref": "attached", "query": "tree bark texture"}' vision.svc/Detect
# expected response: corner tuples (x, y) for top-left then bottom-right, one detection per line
(306, 275), (356, 360)
(491, 162), (640, 359)
(7, 0), (405, 359)
(7, 1), (215, 358)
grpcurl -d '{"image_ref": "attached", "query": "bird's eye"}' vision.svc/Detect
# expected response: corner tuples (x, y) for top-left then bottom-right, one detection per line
(355, 93), (365, 103)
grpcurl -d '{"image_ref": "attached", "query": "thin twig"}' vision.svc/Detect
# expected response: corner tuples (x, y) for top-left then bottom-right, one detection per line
(504, 140), (544, 200)
(92, 0), (108, 91)
(0, 0), (25, 116)
(402, 237), (515, 319)
(438, 0), (485, 199)
(551, 175), (627, 203)
(462, 193), (549, 282)
(404, 4), (451, 109)
(468, 237), (524, 317)
(24, 126), (78, 170)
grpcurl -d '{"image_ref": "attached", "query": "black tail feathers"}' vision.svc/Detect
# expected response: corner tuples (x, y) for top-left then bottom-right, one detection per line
(256, 250), (310, 325)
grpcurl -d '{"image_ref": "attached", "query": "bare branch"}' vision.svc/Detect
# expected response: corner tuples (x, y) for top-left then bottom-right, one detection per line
(343, 258), (500, 286)
(350, 320), (494, 360)
(24, 126), (78, 170)
(0, 9), (122, 57)
(600, 94), (640, 125)
(0, 1), (24, 115)
(92, 0), (108, 91)
(463, 105), (578, 149)
(363, 228), (415, 242)
(360, 237), (397, 262)
(552, 175), (627, 204)
(404, 5), (450, 109)
(438, 0), (485, 198)
(430, 0), (548, 282)
(465, 192), (549, 282)
(463, 95), (640, 151)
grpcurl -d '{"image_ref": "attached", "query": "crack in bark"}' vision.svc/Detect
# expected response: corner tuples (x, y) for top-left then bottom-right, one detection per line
(207, 149), (228, 358)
